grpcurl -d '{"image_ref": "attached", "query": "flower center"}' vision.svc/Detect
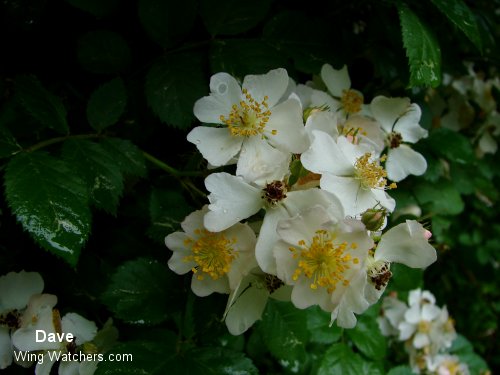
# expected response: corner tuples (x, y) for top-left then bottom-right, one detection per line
(184, 229), (237, 280)
(220, 88), (272, 137)
(264, 274), (285, 293)
(290, 229), (359, 293)
(340, 89), (363, 114)
(342, 126), (367, 144)
(388, 132), (403, 148)
(262, 180), (287, 205)
(355, 153), (396, 190)
(418, 320), (431, 333)
(366, 257), (392, 290)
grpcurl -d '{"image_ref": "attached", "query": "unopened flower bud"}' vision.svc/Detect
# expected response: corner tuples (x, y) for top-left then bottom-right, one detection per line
(361, 207), (387, 231)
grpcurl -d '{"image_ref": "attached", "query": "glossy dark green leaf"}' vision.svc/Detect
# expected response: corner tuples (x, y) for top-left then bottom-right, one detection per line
(62, 139), (124, 215)
(258, 300), (309, 372)
(317, 343), (365, 375)
(101, 258), (178, 325)
(0, 125), (20, 158)
(99, 138), (147, 178)
(210, 39), (288, 79)
(426, 127), (475, 164)
(450, 334), (490, 375)
(78, 31), (131, 74)
(306, 306), (342, 344)
(399, 6), (441, 87)
(429, 0), (482, 52)
(64, 0), (120, 17)
(138, 0), (197, 48)
(4, 152), (91, 266)
(145, 53), (206, 129)
(390, 263), (424, 291)
(414, 180), (464, 215)
(87, 78), (127, 131)
(387, 366), (414, 375)
(15, 75), (69, 134)
(200, 0), (271, 36)
(346, 315), (387, 360)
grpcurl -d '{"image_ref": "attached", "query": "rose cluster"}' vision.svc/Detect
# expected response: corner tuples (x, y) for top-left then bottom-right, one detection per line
(0, 271), (116, 375)
(165, 65), (437, 335)
(378, 289), (469, 375)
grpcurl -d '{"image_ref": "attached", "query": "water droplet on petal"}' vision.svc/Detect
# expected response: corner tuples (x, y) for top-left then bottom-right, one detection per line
(195, 139), (201, 144)
(223, 209), (228, 214)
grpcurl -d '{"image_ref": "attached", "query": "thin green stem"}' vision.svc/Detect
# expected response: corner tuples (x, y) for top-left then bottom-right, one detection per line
(142, 151), (203, 177)
(21, 133), (103, 153)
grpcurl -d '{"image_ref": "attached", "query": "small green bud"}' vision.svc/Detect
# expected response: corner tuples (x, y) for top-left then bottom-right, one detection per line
(361, 207), (387, 231)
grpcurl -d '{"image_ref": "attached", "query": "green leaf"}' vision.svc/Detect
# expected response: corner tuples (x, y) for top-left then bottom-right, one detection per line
(62, 139), (124, 215)
(138, 0), (197, 48)
(87, 78), (127, 131)
(99, 138), (147, 178)
(414, 180), (464, 215)
(148, 189), (192, 243)
(101, 258), (179, 325)
(387, 366), (414, 375)
(450, 334), (490, 375)
(210, 39), (288, 78)
(200, 0), (271, 36)
(425, 127), (475, 164)
(429, 0), (483, 52)
(398, 6), (441, 87)
(258, 300), (309, 371)
(77, 30), (131, 74)
(390, 263), (424, 291)
(96, 334), (257, 375)
(0, 125), (20, 158)
(4, 152), (91, 266)
(346, 315), (386, 360)
(15, 75), (69, 134)
(63, 0), (119, 17)
(317, 343), (365, 375)
(145, 53), (206, 129)
(306, 306), (342, 344)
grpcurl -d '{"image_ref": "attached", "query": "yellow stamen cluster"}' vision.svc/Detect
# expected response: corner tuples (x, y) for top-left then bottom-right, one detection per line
(418, 320), (431, 333)
(219, 88), (272, 137)
(341, 126), (368, 144)
(289, 229), (359, 293)
(341, 89), (363, 114)
(355, 153), (397, 190)
(183, 229), (237, 280)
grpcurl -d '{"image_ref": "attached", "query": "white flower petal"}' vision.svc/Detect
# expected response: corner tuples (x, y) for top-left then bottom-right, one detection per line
(166, 232), (196, 275)
(304, 111), (339, 140)
(237, 136), (290, 187)
(413, 332), (430, 349)
(35, 353), (57, 375)
(321, 64), (351, 98)
(398, 321), (416, 341)
(58, 360), (80, 375)
(193, 72), (242, 124)
(61, 313), (97, 345)
(191, 275), (229, 297)
(0, 327), (12, 369)
(404, 304), (422, 324)
(386, 145), (427, 182)
(265, 98), (308, 153)
(309, 90), (340, 112)
(301, 131), (354, 175)
(393, 103), (427, 143)
(375, 220), (437, 268)
(187, 126), (242, 167)
(204, 173), (262, 232)
(478, 132), (498, 154)
(256, 206), (288, 274)
(0, 271), (44, 313)
(242, 68), (289, 108)
(225, 282), (269, 335)
(291, 279), (331, 310)
(370, 96), (411, 134)
(422, 303), (441, 321)
(274, 240), (299, 285)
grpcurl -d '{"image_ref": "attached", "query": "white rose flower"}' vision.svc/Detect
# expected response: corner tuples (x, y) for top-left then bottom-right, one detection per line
(187, 69), (308, 185)
(370, 96), (428, 182)
(166, 207), (257, 297)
